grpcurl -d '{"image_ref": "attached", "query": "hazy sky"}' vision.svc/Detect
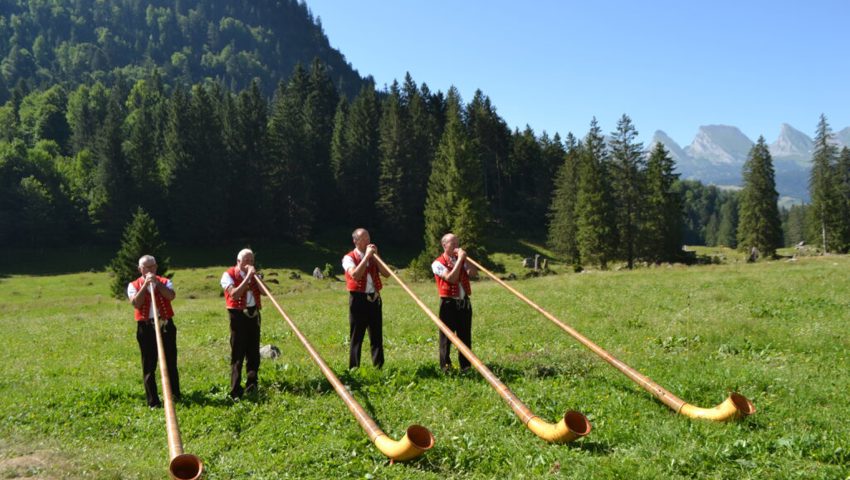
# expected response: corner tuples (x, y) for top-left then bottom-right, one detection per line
(305, 0), (849, 146)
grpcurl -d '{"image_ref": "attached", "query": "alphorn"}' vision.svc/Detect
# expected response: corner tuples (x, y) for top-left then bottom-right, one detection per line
(465, 257), (756, 421)
(148, 283), (204, 480)
(373, 255), (590, 443)
(255, 278), (434, 461)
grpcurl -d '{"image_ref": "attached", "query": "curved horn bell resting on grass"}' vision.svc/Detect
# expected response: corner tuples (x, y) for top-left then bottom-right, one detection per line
(255, 278), (434, 462)
(465, 257), (756, 422)
(148, 284), (204, 480)
(374, 255), (591, 443)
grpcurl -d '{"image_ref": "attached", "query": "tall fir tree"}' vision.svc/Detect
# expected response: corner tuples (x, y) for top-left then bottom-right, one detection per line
(422, 87), (487, 258)
(716, 196), (738, 248)
(466, 90), (511, 222)
(737, 137), (782, 257)
(108, 207), (170, 298)
(402, 74), (439, 241)
(808, 114), (840, 252)
(575, 118), (615, 268)
(835, 147), (850, 252)
(89, 82), (130, 239)
(609, 114), (645, 268)
(303, 58), (339, 223)
(224, 79), (268, 238)
(123, 78), (166, 220)
(267, 66), (314, 241)
(547, 133), (581, 264)
(376, 81), (413, 242)
(642, 142), (682, 261)
(336, 82), (381, 227)
(783, 204), (808, 247)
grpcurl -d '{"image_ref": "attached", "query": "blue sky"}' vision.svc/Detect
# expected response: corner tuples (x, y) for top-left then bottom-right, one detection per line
(305, 0), (849, 146)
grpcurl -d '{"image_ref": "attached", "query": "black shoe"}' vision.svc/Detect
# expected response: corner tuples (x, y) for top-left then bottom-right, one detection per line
(149, 402), (162, 409)
(244, 384), (257, 396)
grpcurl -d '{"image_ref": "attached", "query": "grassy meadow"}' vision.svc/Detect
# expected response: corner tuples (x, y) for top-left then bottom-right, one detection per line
(1, 246), (849, 479)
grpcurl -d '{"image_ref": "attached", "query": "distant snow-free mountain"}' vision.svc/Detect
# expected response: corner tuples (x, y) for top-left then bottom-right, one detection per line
(649, 123), (850, 202)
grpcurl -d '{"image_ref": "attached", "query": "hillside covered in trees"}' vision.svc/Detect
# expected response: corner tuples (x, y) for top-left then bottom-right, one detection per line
(2, 0), (850, 268)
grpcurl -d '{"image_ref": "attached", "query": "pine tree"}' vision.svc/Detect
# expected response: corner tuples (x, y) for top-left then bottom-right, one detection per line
(422, 87), (487, 259)
(89, 83), (130, 239)
(108, 207), (170, 298)
(835, 147), (850, 252)
(402, 74), (438, 240)
(808, 114), (840, 252)
(737, 137), (782, 257)
(466, 90), (511, 221)
(547, 133), (581, 264)
(643, 142), (682, 261)
(123, 78), (165, 219)
(303, 58), (339, 222)
(376, 81), (412, 241)
(575, 118), (615, 269)
(716, 196), (738, 248)
(609, 114), (645, 268)
(336, 82), (381, 227)
(267, 66), (314, 241)
(783, 204), (807, 247)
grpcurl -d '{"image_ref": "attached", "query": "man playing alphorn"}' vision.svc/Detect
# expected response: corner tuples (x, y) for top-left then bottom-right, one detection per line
(431, 233), (477, 372)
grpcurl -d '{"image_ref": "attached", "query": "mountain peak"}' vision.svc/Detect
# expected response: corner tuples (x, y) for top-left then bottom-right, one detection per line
(769, 123), (812, 161)
(685, 125), (753, 165)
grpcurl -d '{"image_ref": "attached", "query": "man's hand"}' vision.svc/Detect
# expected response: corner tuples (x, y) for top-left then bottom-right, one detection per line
(143, 272), (156, 289)
(456, 248), (467, 261)
(245, 265), (256, 278)
(365, 244), (378, 258)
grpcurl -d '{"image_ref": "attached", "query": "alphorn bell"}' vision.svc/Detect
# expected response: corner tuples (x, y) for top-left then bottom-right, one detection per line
(255, 278), (434, 462)
(148, 283), (204, 479)
(373, 255), (591, 443)
(465, 257), (756, 421)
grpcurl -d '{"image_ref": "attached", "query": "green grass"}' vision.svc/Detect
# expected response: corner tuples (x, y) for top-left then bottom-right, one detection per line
(1, 253), (849, 479)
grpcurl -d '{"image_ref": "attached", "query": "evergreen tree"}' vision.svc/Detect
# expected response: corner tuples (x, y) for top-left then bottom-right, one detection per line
(336, 82), (381, 227)
(609, 114), (645, 268)
(836, 147), (850, 252)
(466, 89), (511, 222)
(422, 87), (486, 258)
(643, 142), (682, 261)
(123, 78), (165, 219)
(108, 207), (170, 298)
(225, 79), (268, 238)
(267, 66), (314, 241)
(575, 118), (615, 268)
(737, 137), (782, 257)
(89, 83), (130, 239)
(547, 133), (581, 264)
(716, 196), (738, 248)
(808, 114), (840, 252)
(303, 58), (339, 222)
(402, 74), (438, 240)
(783, 204), (808, 247)
(376, 81), (413, 241)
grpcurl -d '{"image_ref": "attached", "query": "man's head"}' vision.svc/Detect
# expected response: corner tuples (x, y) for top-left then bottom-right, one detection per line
(138, 255), (157, 276)
(237, 248), (255, 271)
(440, 233), (458, 255)
(352, 228), (370, 251)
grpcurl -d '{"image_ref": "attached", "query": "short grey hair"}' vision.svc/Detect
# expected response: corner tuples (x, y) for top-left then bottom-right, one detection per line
(352, 228), (368, 241)
(237, 248), (254, 262)
(138, 255), (156, 267)
(441, 233), (455, 247)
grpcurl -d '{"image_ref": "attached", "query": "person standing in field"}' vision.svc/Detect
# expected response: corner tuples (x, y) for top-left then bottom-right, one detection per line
(127, 255), (181, 408)
(221, 248), (264, 399)
(432, 233), (477, 372)
(342, 228), (390, 369)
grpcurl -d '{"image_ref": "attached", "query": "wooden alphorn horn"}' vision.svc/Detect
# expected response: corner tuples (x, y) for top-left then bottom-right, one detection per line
(465, 257), (755, 421)
(374, 255), (590, 443)
(148, 283), (204, 479)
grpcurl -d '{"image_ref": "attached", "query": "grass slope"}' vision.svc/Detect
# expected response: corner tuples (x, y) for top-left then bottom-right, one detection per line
(1, 254), (848, 479)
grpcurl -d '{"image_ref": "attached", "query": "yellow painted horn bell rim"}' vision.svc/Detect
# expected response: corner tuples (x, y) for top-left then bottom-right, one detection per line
(373, 425), (435, 461)
(678, 393), (756, 421)
(526, 411), (592, 443)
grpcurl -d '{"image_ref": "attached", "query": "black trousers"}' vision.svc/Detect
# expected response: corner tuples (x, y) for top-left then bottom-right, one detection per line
(229, 308), (261, 398)
(439, 297), (472, 370)
(349, 292), (384, 369)
(136, 318), (180, 407)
